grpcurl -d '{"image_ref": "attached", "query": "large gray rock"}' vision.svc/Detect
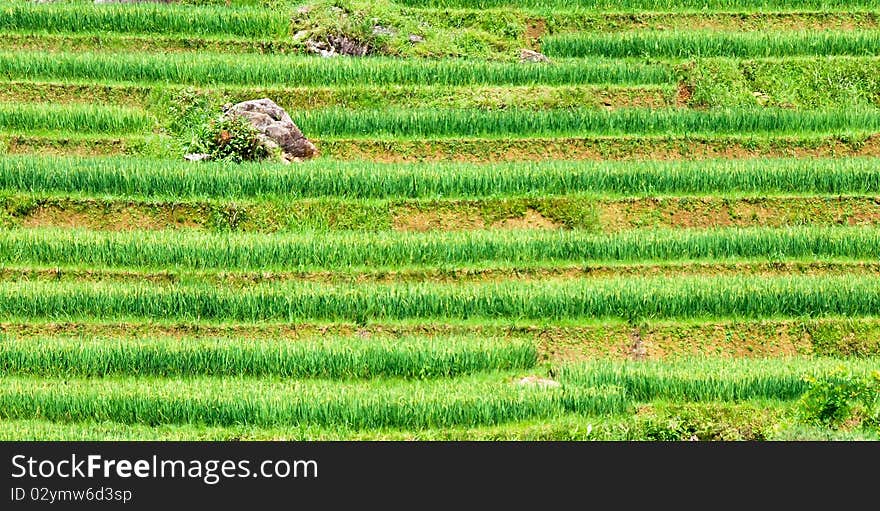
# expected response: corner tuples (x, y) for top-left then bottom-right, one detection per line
(222, 98), (317, 162)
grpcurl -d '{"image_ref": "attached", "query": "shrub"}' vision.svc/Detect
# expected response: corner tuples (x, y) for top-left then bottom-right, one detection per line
(798, 368), (880, 429)
(196, 115), (270, 163)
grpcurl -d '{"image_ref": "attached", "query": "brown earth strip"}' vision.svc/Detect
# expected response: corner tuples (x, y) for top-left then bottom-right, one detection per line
(544, 11), (880, 33)
(316, 134), (880, 163)
(2, 318), (878, 359)
(0, 82), (153, 108)
(4, 261), (880, 286)
(0, 135), (146, 157)
(13, 200), (206, 231)
(6, 134), (879, 162)
(597, 196), (880, 232)
(5, 196), (880, 233)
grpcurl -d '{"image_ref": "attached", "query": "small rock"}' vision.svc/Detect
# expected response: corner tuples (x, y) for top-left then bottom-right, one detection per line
(184, 153), (211, 162)
(305, 39), (336, 58)
(516, 376), (561, 389)
(296, 5), (312, 15)
(328, 34), (369, 56)
(408, 34), (425, 44)
(305, 35), (369, 57)
(373, 25), (396, 37)
(519, 49), (550, 63)
(293, 30), (311, 42)
(752, 91), (770, 105)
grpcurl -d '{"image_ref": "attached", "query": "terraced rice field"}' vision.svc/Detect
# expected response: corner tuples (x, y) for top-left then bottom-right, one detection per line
(0, 0), (878, 440)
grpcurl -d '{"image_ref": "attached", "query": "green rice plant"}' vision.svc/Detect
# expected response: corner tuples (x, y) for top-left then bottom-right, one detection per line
(560, 357), (880, 402)
(2, 226), (878, 271)
(0, 375), (629, 429)
(1, 275), (880, 322)
(295, 107), (880, 138)
(0, 335), (537, 378)
(0, 2), (289, 38)
(0, 51), (675, 86)
(543, 31), (880, 58)
(0, 103), (153, 134)
(1, 155), (877, 199)
(0, 415), (609, 441)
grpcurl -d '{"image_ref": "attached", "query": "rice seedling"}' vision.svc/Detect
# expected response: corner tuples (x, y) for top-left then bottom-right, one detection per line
(1, 156), (877, 199)
(0, 2), (289, 38)
(0, 51), (676, 87)
(1, 226), (877, 271)
(0, 335), (537, 378)
(560, 357), (880, 401)
(0, 415), (623, 441)
(0, 375), (629, 429)
(295, 107), (880, 138)
(1, 275), (879, 322)
(0, 103), (154, 134)
(543, 31), (880, 58)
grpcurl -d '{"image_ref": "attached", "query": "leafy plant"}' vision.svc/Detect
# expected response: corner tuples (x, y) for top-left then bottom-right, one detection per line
(798, 368), (880, 429)
(196, 115), (270, 163)
(165, 88), (213, 135)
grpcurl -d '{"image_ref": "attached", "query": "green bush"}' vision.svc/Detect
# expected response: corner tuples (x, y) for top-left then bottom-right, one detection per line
(798, 368), (880, 429)
(197, 115), (270, 163)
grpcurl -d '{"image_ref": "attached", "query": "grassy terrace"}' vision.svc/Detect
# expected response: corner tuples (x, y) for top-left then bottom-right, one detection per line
(543, 31), (880, 58)
(0, 0), (877, 440)
(0, 52), (676, 86)
(0, 156), (877, 198)
(4, 275), (880, 322)
(1, 226), (878, 270)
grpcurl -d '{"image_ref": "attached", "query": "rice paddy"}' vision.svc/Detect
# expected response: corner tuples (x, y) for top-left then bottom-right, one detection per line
(1, 0), (878, 441)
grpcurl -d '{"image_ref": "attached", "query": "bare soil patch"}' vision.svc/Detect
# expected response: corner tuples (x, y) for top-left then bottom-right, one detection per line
(596, 197), (880, 232)
(492, 209), (561, 230)
(524, 18), (547, 50)
(20, 203), (203, 231)
(676, 82), (694, 107)
(392, 209), (486, 232)
(319, 135), (880, 163)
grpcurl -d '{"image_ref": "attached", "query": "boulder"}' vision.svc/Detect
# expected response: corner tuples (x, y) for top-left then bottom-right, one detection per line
(519, 49), (551, 63)
(222, 98), (317, 162)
